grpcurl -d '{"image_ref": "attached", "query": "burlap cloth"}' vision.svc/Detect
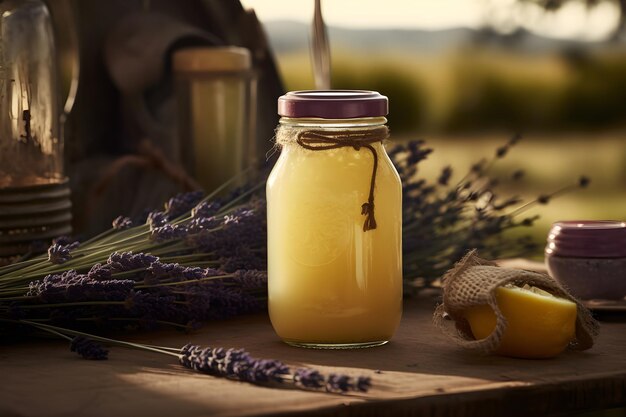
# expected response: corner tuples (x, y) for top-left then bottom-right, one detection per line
(433, 250), (600, 354)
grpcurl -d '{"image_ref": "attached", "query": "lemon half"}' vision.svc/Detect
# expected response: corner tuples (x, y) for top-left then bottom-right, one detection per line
(464, 284), (577, 359)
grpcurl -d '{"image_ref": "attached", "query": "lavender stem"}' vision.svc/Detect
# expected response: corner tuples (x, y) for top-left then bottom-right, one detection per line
(19, 320), (180, 357)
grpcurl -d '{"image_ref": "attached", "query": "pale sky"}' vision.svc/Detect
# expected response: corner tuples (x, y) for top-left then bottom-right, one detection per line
(240, 0), (620, 41)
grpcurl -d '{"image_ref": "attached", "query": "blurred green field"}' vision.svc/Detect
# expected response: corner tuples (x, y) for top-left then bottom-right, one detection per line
(276, 47), (626, 134)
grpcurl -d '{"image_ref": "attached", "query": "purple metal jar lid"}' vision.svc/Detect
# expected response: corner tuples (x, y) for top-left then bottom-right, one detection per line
(545, 220), (626, 258)
(277, 90), (388, 119)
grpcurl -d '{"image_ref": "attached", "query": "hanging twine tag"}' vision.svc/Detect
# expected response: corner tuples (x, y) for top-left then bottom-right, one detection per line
(275, 126), (389, 232)
(433, 250), (599, 354)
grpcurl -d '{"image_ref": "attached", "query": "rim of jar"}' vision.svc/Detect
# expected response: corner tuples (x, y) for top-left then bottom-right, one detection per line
(278, 116), (387, 128)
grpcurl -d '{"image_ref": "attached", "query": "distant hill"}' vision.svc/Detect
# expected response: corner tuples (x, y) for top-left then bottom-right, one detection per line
(263, 20), (607, 55)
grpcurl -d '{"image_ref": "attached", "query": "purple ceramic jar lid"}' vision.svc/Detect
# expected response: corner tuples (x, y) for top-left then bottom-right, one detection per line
(278, 90), (388, 119)
(546, 220), (626, 258)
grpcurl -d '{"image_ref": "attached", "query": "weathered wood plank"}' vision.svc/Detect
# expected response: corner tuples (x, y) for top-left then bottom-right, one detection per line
(0, 296), (624, 417)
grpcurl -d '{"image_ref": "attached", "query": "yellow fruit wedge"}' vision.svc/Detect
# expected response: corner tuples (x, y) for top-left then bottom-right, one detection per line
(464, 284), (578, 359)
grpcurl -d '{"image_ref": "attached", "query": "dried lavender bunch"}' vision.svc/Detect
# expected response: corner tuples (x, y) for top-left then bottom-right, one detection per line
(0, 175), (271, 335)
(14, 259), (265, 331)
(0, 176), (266, 285)
(392, 135), (589, 291)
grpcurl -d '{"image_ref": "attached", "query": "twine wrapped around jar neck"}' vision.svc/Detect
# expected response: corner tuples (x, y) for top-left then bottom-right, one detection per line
(275, 125), (389, 232)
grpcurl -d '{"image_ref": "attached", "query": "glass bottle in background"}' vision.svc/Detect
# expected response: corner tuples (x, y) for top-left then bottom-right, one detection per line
(173, 47), (257, 193)
(0, 0), (76, 257)
(0, 0), (62, 187)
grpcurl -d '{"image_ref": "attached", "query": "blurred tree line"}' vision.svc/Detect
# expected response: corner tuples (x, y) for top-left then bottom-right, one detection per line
(329, 48), (626, 134)
(521, 0), (626, 41)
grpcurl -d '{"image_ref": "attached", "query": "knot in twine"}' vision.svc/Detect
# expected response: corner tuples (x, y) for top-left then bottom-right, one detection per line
(275, 126), (389, 232)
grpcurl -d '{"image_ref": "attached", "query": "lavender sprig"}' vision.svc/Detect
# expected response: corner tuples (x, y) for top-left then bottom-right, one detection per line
(27, 270), (135, 303)
(70, 336), (109, 360)
(180, 344), (370, 393)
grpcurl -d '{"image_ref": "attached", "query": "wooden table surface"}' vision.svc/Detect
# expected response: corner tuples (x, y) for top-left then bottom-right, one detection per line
(1, 292), (625, 417)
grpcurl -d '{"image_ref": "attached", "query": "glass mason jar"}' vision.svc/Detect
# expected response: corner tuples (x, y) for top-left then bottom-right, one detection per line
(267, 90), (403, 348)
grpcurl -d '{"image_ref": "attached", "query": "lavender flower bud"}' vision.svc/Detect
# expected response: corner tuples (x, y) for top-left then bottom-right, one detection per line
(470, 160), (486, 174)
(537, 194), (550, 204)
(107, 251), (159, 272)
(191, 201), (221, 219)
(147, 262), (206, 282)
(150, 224), (188, 242)
(326, 373), (352, 392)
(231, 270), (267, 289)
(52, 236), (80, 249)
(294, 368), (324, 388)
(247, 359), (291, 383)
(146, 211), (168, 230)
(187, 216), (220, 233)
(437, 166), (452, 186)
(221, 348), (251, 375)
(355, 376), (372, 392)
(47, 243), (72, 264)
(496, 145), (509, 158)
(406, 140), (432, 165)
(579, 176), (590, 188)
(87, 263), (112, 281)
(165, 191), (204, 218)
(70, 336), (108, 360)
(112, 216), (133, 230)
(512, 170), (525, 181)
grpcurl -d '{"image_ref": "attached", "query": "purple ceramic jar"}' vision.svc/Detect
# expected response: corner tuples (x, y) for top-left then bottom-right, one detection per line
(545, 220), (626, 300)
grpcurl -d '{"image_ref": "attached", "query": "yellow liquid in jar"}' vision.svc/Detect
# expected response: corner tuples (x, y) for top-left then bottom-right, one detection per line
(267, 141), (403, 347)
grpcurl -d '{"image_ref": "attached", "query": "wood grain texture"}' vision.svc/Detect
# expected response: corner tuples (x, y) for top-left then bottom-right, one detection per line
(1, 296), (624, 417)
